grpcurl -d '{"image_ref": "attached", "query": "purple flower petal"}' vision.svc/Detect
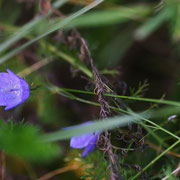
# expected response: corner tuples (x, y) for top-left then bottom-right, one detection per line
(70, 132), (95, 148)
(7, 69), (29, 102)
(81, 133), (98, 158)
(68, 121), (95, 148)
(82, 143), (96, 158)
(67, 121), (99, 157)
(0, 69), (29, 110)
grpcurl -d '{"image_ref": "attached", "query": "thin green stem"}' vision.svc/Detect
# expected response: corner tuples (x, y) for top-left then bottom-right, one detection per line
(60, 87), (180, 107)
(45, 43), (93, 78)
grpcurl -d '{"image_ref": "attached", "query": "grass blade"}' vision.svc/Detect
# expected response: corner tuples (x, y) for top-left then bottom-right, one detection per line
(0, 0), (104, 64)
(41, 113), (142, 142)
(0, 0), (67, 53)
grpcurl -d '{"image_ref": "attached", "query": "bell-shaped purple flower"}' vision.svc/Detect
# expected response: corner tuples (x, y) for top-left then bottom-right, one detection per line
(66, 121), (99, 158)
(0, 69), (29, 110)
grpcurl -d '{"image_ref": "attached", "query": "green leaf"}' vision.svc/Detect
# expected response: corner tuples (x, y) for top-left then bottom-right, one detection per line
(0, 120), (60, 162)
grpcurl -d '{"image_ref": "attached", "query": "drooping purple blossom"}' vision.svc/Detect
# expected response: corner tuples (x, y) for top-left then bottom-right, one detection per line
(0, 69), (29, 110)
(66, 121), (99, 158)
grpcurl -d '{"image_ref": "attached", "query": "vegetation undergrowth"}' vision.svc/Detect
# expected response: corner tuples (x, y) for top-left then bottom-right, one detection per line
(0, 0), (179, 179)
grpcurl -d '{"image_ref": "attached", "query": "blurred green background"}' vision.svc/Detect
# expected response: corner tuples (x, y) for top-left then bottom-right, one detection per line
(0, 0), (180, 179)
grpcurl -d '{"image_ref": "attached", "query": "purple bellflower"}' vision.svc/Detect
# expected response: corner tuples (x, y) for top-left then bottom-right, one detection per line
(0, 69), (29, 110)
(66, 121), (99, 158)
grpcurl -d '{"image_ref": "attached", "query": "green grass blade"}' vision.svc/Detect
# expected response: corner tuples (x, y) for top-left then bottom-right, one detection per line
(130, 139), (180, 180)
(45, 43), (93, 78)
(49, 86), (180, 141)
(0, 0), (67, 53)
(66, 5), (151, 28)
(54, 87), (180, 107)
(0, 0), (104, 64)
(135, 6), (174, 40)
(41, 113), (143, 142)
